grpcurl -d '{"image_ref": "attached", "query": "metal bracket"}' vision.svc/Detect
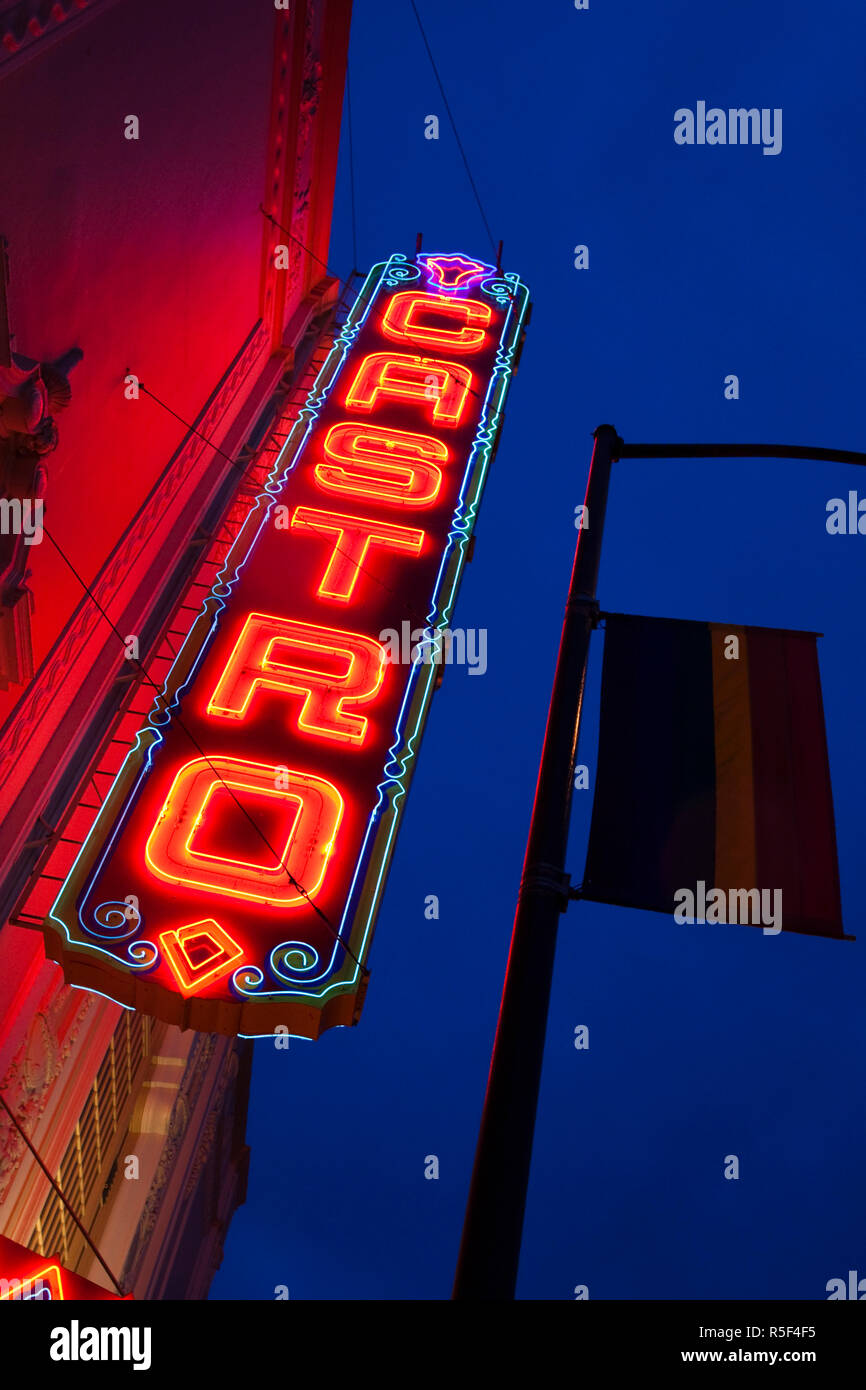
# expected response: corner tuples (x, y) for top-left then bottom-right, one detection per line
(23, 815), (55, 851)
(567, 595), (601, 625)
(521, 862), (573, 912)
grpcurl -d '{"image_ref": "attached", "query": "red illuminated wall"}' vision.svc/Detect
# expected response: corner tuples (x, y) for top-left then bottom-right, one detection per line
(0, 0), (352, 863)
(0, 0), (272, 724)
(0, 0), (351, 1296)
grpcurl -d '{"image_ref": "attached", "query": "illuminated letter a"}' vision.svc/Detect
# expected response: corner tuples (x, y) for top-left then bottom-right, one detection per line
(345, 352), (472, 425)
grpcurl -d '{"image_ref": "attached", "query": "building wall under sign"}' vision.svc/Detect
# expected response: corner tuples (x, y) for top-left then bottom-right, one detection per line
(2, 1002), (252, 1298)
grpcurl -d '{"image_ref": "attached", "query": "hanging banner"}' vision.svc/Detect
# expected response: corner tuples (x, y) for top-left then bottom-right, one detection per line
(44, 253), (530, 1036)
(582, 613), (848, 939)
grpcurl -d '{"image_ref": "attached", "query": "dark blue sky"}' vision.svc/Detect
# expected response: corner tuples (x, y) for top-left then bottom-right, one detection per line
(212, 0), (865, 1300)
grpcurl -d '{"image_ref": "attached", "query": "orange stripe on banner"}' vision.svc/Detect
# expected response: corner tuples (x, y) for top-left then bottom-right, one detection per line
(710, 625), (756, 892)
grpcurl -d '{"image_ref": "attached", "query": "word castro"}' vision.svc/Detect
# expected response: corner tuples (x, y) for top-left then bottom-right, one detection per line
(44, 253), (529, 1035)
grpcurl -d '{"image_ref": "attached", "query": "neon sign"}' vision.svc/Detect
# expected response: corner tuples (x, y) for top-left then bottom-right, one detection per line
(0, 1235), (132, 1300)
(0, 1262), (64, 1300)
(44, 253), (530, 1036)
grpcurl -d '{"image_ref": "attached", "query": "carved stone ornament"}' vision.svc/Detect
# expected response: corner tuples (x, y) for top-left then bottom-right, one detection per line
(0, 988), (93, 1203)
(0, 233), (82, 685)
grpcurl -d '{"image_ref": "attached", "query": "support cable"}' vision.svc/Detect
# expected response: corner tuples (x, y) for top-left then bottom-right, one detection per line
(0, 1092), (126, 1297)
(408, 0), (499, 258)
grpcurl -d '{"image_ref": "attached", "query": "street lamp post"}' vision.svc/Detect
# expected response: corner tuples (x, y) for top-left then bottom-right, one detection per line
(453, 423), (623, 1300)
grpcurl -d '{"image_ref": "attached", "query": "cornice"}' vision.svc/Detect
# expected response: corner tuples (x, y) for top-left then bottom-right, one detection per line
(0, 0), (124, 77)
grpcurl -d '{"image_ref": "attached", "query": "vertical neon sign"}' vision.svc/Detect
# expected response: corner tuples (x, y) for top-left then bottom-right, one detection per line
(44, 253), (530, 1036)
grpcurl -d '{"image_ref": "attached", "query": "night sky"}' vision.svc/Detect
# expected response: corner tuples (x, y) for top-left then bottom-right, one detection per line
(212, 0), (865, 1300)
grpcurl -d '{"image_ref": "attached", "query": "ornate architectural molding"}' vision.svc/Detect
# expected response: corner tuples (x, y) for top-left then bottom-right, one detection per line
(182, 1050), (239, 1201)
(1, 224), (84, 689)
(120, 1032), (219, 1288)
(0, 987), (93, 1203)
(0, 0), (124, 76)
(260, 1), (324, 346)
(287, 4), (322, 299)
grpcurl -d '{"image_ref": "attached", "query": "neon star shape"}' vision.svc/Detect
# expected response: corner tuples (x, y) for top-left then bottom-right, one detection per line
(419, 254), (491, 292)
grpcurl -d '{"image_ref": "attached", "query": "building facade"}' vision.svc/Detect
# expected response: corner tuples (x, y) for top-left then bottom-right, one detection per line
(0, 0), (352, 1297)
